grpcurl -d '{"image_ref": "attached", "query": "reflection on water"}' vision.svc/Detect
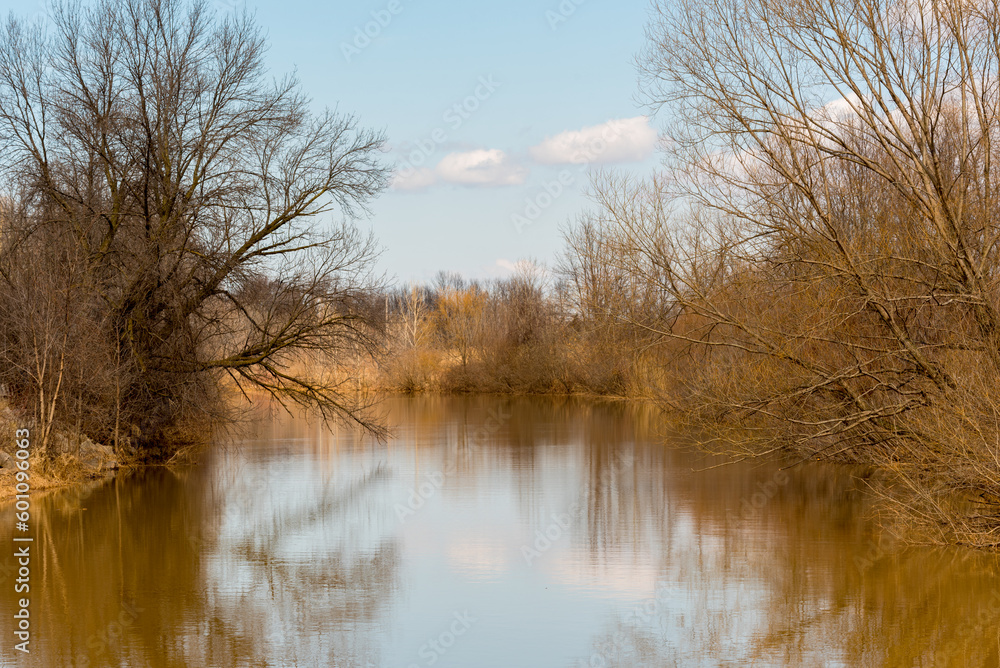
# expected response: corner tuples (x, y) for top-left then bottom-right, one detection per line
(1, 396), (1000, 667)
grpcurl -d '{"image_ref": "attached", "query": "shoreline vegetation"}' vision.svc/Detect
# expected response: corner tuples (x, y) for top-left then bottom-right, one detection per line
(0, 0), (390, 498)
(4, 0), (1000, 549)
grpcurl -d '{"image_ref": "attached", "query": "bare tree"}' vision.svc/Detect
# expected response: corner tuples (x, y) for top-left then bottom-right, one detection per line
(432, 284), (486, 368)
(393, 284), (430, 349)
(561, 0), (1000, 542)
(0, 0), (390, 455)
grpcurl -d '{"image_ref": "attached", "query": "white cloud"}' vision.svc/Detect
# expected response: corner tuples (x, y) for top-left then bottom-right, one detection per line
(495, 258), (517, 273)
(391, 167), (437, 191)
(391, 148), (527, 191)
(435, 149), (527, 186)
(529, 116), (657, 165)
(493, 258), (549, 277)
(817, 94), (862, 123)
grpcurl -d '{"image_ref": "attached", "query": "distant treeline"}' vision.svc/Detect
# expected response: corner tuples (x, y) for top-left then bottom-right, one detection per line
(375, 264), (661, 397)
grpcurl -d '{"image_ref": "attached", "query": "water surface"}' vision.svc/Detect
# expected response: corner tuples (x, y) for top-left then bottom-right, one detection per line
(2, 396), (1000, 667)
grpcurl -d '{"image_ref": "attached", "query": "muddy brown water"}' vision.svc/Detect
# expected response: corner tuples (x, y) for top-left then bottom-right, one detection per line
(1, 396), (999, 667)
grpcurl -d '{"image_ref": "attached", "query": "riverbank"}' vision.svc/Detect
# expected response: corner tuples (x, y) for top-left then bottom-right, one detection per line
(0, 416), (124, 504)
(0, 467), (90, 504)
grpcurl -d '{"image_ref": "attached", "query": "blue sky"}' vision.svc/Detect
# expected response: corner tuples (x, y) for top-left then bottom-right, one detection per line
(7, 0), (662, 283)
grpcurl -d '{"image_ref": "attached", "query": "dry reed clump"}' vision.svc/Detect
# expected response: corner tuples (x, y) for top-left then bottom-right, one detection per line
(379, 347), (445, 393)
(374, 266), (634, 397)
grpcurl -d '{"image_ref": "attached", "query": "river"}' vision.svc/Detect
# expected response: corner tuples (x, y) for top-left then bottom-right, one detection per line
(2, 396), (999, 666)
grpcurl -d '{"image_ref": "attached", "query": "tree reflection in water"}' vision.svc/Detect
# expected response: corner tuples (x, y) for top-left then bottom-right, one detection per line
(1, 396), (999, 667)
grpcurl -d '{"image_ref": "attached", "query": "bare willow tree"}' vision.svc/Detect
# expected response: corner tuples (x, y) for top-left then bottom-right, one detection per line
(0, 0), (389, 456)
(560, 0), (1000, 542)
